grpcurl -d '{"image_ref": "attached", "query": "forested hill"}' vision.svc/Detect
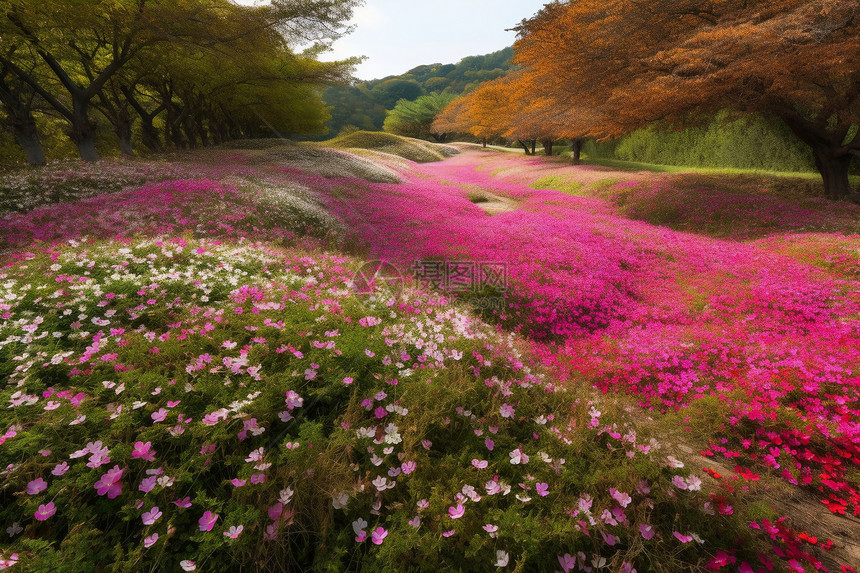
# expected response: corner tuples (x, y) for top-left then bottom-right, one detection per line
(320, 47), (513, 136)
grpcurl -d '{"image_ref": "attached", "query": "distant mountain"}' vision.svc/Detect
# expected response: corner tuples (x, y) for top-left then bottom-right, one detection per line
(318, 47), (514, 137)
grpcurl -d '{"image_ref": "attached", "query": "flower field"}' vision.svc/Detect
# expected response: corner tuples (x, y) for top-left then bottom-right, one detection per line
(1, 143), (858, 572)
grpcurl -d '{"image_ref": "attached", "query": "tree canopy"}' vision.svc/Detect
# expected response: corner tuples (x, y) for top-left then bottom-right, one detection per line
(438, 0), (860, 199)
(0, 0), (362, 162)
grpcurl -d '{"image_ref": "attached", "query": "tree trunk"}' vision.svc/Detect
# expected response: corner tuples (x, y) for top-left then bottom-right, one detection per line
(482, 138), (487, 148)
(572, 138), (583, 163)
(781, 115), (859, 202)
(71, 95), (99, 161)
(812, 146), (855, 200)
(15, 126), (46, 166)
(518, 139), (533, 155)
(530, 140), (537, 155)
(114, 109), (134, 157)
(0, 72), (46, 165)
(542, 139), (554, 156)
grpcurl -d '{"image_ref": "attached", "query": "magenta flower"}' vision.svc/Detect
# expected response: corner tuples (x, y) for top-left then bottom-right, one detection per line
(94, 465), (125, 499)
(144, 533), (158, 548)
(231, 478), (247, 487)
(172, 497), (192, 508)
(268, 503), (283, 521)
(51, 462), (69, 476)
(26, 477), (48, 495)
(142, 506), (162, 525)
(401, 461), (417, 475)
(673, 531), (693, 543)
(151, 408), (168, 423)
(198, 511), (219, 531)
(448, 503), (465, 519)
(370, 527), (387, 545)
(535, 482), (549, 497)
(472, 459), (489, 469)
(131, 441), (156, 461)
(34, 501), (56, 521)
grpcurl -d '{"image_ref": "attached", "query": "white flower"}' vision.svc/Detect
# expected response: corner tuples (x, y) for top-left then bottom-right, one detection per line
(180, 560), (196, 571)
(279, 487), (294, 505)
(332, 492), (349, 510)
(494, 550), (509, 567)
(352, 517), (368, 535)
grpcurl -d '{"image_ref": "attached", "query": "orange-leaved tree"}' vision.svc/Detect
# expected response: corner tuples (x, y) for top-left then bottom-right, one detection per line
(515, 0), (860, 200)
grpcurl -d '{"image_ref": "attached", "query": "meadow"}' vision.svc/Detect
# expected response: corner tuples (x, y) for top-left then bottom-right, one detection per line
(0, 137), (858, 572)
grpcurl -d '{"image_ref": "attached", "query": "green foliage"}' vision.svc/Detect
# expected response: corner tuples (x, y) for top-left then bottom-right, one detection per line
(589, 112), (819, 173)
(383, 93), (458, 140)
(319, 48), (514, 138)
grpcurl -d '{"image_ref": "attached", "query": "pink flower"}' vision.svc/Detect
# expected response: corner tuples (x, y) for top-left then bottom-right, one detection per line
(535, 482), (549, 497)
(151, 408), (168, 423)
(371, 527), (387, 545)
(472, 459), (489, 469)
(673, 531), (693, 543)
(180, 560), (196, 571)
(231, 478), (247, 487)
(442, 529), (456, 537)
(609, 488), (631, 507)
(401, 461), (417, 475)
(94, 465), (125, 499)
(355, 530), (367, 543)
(448, 504), (465, 519)
(343, 377), (354, 385)
(268, 503), (283, 521)
(558, 554), (576, 573)
(640, 524), (656, 540)
(499, 403), (515, 418)
(138, 476), (157, 493)
(142, 506), (162, 525)
(223, 525), (244, 538)
(132, 441), (156, 461)
(485, 438), (495, 451)
(26, 477), (48, 495)
(34, 501), (56, 521)
(250, 473), (267, 484)
(198, 511), (219, 531)
(52, 462), (69, 476)
(144, 533), (158, 548)
(172, 497), (192, 508)
(672, 475), (688, 490)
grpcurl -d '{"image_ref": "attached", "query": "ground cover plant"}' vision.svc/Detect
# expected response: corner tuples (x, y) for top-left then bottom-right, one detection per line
(0, 144), (858, 572)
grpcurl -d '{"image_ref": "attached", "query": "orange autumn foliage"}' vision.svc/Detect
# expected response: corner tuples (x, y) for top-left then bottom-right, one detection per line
(513, 0), (860, 199)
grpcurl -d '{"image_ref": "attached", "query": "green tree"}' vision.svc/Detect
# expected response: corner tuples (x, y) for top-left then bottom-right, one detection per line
(383, 92), (457, 141)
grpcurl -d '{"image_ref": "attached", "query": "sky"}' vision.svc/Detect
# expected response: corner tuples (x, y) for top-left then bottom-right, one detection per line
(236, 0), (549, 81)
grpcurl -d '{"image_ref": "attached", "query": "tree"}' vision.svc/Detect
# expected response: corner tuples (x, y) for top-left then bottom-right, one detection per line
(0, 0), (363, 160)
(515, 0), (860, 200)
(383, 92), (457, 141)
(0, 59), (45, 164)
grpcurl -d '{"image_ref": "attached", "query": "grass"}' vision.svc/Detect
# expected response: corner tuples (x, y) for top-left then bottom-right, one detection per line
(529, 175), (586, 196)
(321, 131), (459, 163)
